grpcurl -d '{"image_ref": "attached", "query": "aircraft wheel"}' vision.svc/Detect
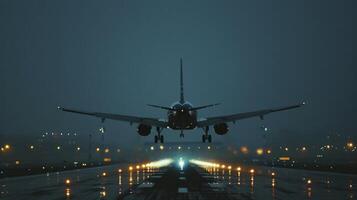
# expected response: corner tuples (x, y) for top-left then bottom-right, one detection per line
(202, 135), (206, 143)
(154, 135), (158, 143)
(160, 135), (164, 143)
(208, 135), (212, 143)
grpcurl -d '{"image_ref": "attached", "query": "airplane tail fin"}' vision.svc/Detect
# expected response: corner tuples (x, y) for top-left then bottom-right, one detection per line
(180, 58), (185, 104)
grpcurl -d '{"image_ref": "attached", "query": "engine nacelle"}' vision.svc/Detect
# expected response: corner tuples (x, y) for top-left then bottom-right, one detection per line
(137, 124), (152, 136)
(214, 123), (229, 135)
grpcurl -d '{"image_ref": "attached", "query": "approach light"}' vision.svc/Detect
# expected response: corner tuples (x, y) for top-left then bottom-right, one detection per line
(65, 179), (71, 185)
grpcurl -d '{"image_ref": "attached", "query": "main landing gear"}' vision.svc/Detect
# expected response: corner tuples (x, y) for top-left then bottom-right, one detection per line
(154, 127), (164, 143)
(202, 126), (212, 143)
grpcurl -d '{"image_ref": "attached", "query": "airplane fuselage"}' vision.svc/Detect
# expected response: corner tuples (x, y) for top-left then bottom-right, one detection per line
(167, 101), (197, 130)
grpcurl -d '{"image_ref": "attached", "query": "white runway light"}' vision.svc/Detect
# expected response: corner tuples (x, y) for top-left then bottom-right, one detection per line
(146, 158), (173, 168)
(178, 157), (185, 170)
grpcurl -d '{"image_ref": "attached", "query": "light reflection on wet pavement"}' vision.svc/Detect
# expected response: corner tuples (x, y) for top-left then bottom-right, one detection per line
(0, 163), (356, 200)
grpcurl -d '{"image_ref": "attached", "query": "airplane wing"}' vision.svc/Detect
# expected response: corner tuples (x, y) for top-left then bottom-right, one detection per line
(196, 102), (305, 128)
(58, 107), (168, 128)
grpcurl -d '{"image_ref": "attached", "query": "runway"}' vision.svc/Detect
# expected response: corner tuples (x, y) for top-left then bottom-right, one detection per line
(0, 159), (355, 200)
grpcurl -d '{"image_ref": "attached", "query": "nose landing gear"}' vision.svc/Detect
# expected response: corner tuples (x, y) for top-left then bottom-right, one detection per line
(180, 130), (184, 138)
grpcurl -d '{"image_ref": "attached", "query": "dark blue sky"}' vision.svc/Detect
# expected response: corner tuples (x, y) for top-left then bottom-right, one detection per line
(0, 0), (356, 146)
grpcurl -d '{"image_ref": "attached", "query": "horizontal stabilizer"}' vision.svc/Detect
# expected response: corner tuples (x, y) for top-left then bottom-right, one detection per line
(190, 103), (220, 111)
(147, 104), (175, 111)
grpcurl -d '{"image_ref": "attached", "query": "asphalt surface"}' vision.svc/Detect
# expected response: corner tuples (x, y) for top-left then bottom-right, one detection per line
(0, 161), (356, 200)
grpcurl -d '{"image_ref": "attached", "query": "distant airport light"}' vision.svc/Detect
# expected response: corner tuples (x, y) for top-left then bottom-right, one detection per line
(65, 188), (71, 197)
(102, 172), (107, 177)
(237, 167), (241, 171)
(4, 144), (10, 150)
(15, 160), (20, 165)
(150, 146), (154, 151)
(77, 147), (81, 151)
(136, 165), (140, 170)
(221, 165), (226, 169)
(30, 145), (34, 150)
(160, 145), (164, 150)
(65, 179), (71, 185)
(57, 146), (61, 150)
(250, 169), (255, 174)
(207, 146), (211, 150)
(1, 147), (4, 152)
(227, 166), (232, 170)
(104, 148), (110, 153)
(279, 157), (291, 161)
(118, 169), (122, 173)
(271, 172), (276, 176)
(178, 146), (182, 150)
(256, 148), (264, 155)
(266, 149), (272, 154)
(347, 142), (354, 148)
(302, 147), (307, 151)
(142, 164), (146, 168)
(100, 191), (106, 197)
(307, 179), (312, 184)
(129, 166), (133, 171)
(240, 146), (249, 154)
(284, 147), (289, 151)
(96, 147), (100, 152)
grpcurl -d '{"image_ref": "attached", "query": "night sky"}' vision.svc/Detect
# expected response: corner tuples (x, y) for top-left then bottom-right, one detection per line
(0, 0), (356, 147)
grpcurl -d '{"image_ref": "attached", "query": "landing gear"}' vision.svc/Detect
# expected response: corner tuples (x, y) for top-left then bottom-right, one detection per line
(154, 127), (164, 143)
(208, 135), (212, 143)
(202, 126), (212, 143)
(180, 130), (184, 138)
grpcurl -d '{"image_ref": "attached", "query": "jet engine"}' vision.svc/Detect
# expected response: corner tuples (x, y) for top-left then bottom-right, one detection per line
(137, 124), (152, 136)
(214, 123), (229, 135)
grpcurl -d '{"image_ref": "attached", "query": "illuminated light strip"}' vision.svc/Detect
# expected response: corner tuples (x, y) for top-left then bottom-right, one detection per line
(146, 158), (174, 168)
(189, 159), (217, 167)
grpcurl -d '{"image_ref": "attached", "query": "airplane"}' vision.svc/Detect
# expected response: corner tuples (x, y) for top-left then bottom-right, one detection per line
(58, 58), (305, 143)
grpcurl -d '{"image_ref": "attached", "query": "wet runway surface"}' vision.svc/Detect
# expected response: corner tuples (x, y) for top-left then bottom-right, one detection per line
(0, 160), (356, 200)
